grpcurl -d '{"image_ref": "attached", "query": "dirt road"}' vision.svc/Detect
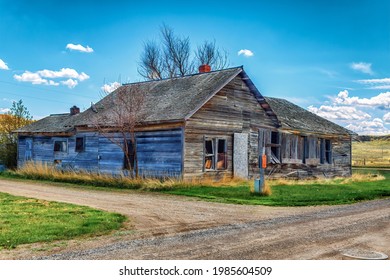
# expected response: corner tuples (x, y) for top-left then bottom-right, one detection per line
(0, 179), (389, 259)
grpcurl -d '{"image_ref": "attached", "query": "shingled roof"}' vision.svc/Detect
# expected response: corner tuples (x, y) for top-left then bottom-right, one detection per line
(16, 66), (352, 136)
(16, 67), (246, 133)
(264, 97), (353, 135)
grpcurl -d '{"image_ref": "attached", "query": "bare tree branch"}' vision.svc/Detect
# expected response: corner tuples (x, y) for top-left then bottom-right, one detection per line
(93, 84), (147, 176)
(138, 24), (228, 80)
(196, 40), (229, 70)
(138, 41), (164, 80)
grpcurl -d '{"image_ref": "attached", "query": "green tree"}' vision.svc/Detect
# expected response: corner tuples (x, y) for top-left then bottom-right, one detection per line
(0, 100), (33, 169)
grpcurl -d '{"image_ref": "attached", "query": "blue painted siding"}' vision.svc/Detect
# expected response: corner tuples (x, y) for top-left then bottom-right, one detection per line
(136, 129), (182, 177)
(17, 129), (183, 177)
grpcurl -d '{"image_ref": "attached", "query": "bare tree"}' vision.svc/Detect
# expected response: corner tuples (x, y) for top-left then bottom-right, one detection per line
(160, 24), (194, 77)
(93, 84), (146, 176)
(196, 40), (229, 70)
(138, 41), (164, 80)
(138, 24), (229, 80)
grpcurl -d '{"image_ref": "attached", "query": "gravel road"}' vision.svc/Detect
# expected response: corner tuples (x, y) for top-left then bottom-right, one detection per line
(0, 179), (389, 260)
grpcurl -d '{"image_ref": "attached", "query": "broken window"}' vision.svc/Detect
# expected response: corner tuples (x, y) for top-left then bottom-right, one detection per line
(54, 140), (68, 152)
(204, 139), (215, 170)
(270, 131), (281, 163)
(319, 139), (332, 164)
(75, 137), (85, 152)
(204, 138), (227, 170)
(217, 139), (227, 170)
(302, 136), (308, 163)
(325, 139), (332, 164)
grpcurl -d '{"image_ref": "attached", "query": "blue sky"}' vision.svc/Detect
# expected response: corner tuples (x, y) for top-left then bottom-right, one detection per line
(0, 0), (389, 135)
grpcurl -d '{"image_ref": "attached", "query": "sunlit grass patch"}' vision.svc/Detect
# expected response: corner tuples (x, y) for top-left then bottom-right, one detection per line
(0, 192), (126, 250)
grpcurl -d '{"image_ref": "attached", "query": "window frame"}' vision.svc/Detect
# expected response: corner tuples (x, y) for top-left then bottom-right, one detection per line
(320, 139), (332, 164)
(53, 139), (68, 153)
(123, 139), (136, 171)
(325, 139), (332, 164)
(204, 137), (228, 171)
(75, 137), (85, 153)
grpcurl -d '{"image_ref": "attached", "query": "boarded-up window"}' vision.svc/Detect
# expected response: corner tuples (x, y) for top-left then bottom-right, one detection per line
(204, 138), (227, 170)
(281, 133), (299, 161)
(54, 140), (67, 152)
(75, 137), (85, 152)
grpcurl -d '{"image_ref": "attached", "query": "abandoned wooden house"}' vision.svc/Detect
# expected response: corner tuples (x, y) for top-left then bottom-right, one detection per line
(15, 66), (354, 179)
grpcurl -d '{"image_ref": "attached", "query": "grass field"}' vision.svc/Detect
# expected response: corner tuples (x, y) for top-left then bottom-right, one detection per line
(1, 162), (390, 207)
(352, 140), (390, 167)
(159, 169), (390, 206)
(0, 192), (126, 249)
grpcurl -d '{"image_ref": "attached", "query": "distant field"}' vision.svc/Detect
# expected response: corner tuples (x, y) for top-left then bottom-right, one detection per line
(352, 140), (390, 167)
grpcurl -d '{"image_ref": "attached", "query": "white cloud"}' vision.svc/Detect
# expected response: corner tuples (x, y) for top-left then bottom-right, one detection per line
(13, 68), (89, 88)
(0, 58), (9, 70)
(350, 62), (373, 75)
(355, 77), (390, 90)
(333, 90), (390, 109)
(345, 118), (390, 135)
(308, 104), (371, 121)
(14, 71), (52, 85)
(0, 108), (10, 113)
(38, 68), (90, 81)
(356, 78), (390, 84)
(237, 49), (254, 57)
(66, 43), (94, 53)
(61, 79), (78, 88)
(101, 82), (121, 93)
(384, 112), (390, 124)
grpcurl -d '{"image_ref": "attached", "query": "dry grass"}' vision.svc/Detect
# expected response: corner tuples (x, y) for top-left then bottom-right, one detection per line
(11, 162), (385, 198)
(268, 172), (385, 187)
(352, 140), (390, 167)
(14, 162), (252, 191)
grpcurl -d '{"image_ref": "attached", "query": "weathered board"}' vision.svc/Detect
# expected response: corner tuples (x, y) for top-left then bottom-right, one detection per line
(184, 74), (276, 179)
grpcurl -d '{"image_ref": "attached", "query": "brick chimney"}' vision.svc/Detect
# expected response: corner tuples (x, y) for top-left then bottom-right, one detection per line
(199, 64), (211, 73)
(70, 105), (80, 115)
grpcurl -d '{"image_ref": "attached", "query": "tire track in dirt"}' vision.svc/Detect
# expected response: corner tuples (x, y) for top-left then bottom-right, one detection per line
(1, 179), (389, 260)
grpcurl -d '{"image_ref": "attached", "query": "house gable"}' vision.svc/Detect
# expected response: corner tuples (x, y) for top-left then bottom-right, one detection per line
(183, 73), (277, 179)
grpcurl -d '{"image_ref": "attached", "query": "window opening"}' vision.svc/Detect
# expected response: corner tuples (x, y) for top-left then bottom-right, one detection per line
(124, 140), (136, 170)
(216, 139), (227, 170)
(270, 131), (281, 163)
(54, 140), (67, 152)
(204, 139), (214, 170)
(75, 137), (85, 152)
(204, 138), (227, 170)
(325, 139), (332, 164)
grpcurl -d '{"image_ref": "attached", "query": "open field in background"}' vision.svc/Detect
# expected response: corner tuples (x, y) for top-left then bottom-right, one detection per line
(352, 140), (390, 167)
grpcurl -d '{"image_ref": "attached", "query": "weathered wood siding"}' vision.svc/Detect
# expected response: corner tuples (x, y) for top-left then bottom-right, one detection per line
(184, 75), (275, 179)
(18, 132), (100, 171)
(18, 129), (183, 177)
(265, 134), (352, 178)
(136, 129), (183, 177)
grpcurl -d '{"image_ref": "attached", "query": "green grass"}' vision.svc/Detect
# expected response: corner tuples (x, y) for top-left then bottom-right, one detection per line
(1, 164), (390, 209)
(0, 192), (126, 250)
(159, 170), (390, 206)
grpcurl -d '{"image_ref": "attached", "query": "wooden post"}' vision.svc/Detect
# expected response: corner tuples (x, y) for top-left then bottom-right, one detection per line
(254, 147), (266, 193)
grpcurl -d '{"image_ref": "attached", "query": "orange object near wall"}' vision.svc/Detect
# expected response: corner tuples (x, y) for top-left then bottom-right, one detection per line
(262, 154), (267, 168)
